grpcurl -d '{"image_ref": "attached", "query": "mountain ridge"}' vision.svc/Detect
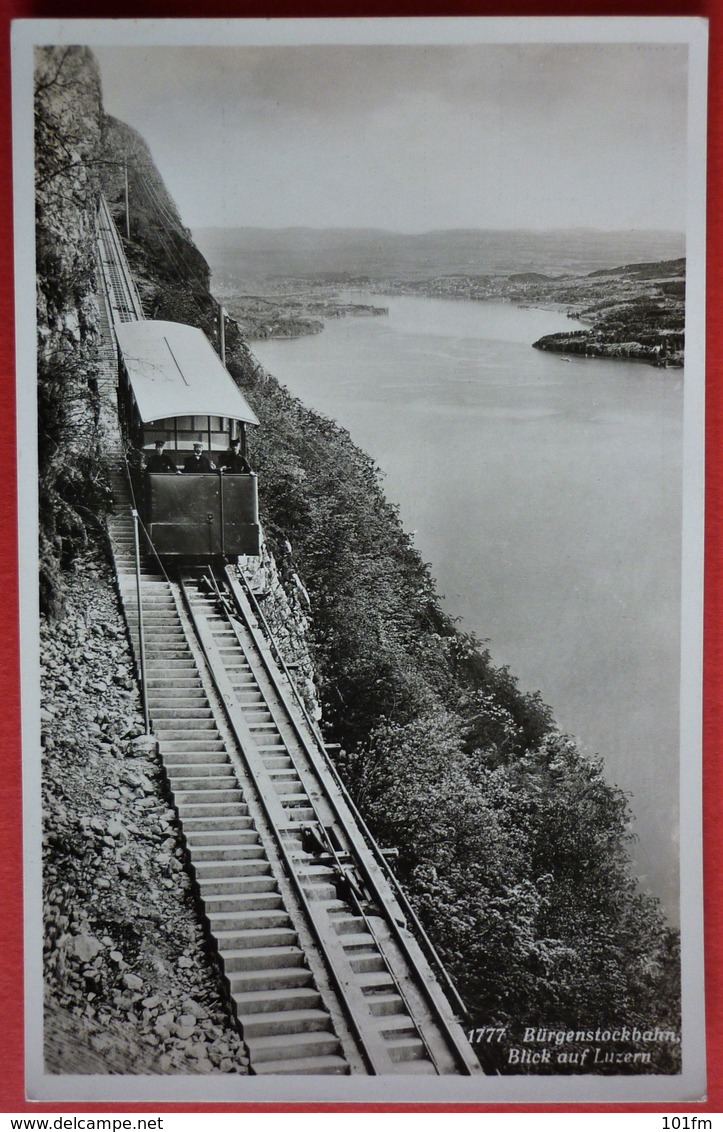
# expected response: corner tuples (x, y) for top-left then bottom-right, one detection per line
(194, 225), (686, 283)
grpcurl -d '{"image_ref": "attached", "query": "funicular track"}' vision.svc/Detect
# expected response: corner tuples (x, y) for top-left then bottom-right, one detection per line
(108, 501), (480, 1076)
(97, 192), (480, 1077)
(96, 193), (145, 325)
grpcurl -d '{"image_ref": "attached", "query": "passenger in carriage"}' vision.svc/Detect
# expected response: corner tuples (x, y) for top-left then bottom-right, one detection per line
(218, 437), (252, 475)
(145, 439), (179, 474)
(183, 442), (215, 473)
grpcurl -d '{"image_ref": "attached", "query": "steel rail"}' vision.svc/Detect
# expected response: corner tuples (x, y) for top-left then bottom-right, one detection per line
(226, 567), (477, 1075)
(230, 566), (471, 1024)
(96, 194), (144, 322)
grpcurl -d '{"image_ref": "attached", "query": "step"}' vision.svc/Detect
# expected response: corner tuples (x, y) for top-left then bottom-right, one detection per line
(209, 905), (288, 932)
(267, 769), (299, 783)
(228, 966), (314, 994)
(177, 802), (249, 818)
(150, 706), (210, 719)
(357, 970), (396, 991)
(195, 859), (272, 880)
(364, 992), (406, 1017)
(148, 679), (203, 690)
(348, 952), (387, 975)
(197, 875), (277, 896)
(191, 844), (265, 862)
(221, 945), (305, 973)
(147, 688), (208, 701)
(153, 708), (214, 720)
(144, 650), (192, 660)
(388, 1037), (430, 1064)
(233, 986), (322, 1016)
(264, 756), (294, 771)
(162, 741), (227, 754)
(163, 752), (226, 767)
(302, 882), (337, 900)
(392, 1059), (438, 1075)
(246, 1029), (341, 1064)
(181, 814), (253, 831)
(252, 1054), (349, 1076)
(184, 827), (259, 846)
(157, 727), (221, 741)
(330, 914), (366, 936)
(337, 932), (377, 951)
(174, 788), (242, 805)
(241, 1007), (333, 1040)
(166, 765), (235, 780)
(380, 1014), (420, 1038)
(167, 773), (236, 789)
(280, 807), (316, 823)
(204, 892), (284, 915)
(215, 926), (297, 951)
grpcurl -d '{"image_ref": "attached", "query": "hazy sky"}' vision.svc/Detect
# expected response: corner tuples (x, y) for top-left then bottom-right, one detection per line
(94, 42), (688, 233)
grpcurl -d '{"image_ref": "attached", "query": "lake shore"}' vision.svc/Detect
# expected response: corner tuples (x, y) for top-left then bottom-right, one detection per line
(250, 292), (683, 921)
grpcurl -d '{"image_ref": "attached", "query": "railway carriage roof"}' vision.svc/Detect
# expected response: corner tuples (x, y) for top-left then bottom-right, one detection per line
(116, 320), (260, 426)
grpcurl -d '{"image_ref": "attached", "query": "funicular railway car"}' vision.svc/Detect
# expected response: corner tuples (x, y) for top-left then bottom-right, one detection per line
(116, 319), (261, 559)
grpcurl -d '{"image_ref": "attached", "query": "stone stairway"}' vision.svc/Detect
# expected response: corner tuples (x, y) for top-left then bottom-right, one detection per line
(105, 486), (350, 1076)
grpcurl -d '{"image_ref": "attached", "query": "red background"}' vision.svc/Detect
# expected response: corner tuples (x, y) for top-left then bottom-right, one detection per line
(0, 0), (718, 1114)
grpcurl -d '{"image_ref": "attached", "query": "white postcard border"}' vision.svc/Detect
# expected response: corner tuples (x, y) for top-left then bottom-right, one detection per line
(12, 16), (709, 1105)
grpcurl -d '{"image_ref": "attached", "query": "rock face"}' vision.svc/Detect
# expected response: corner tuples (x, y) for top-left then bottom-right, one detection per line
(35, 47), (109, 616)
(35, 46), (102, 366)
(98, 115), (213, 321)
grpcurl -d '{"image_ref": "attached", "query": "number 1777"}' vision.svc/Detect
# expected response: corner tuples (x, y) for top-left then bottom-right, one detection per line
(467, 1027), (506, 1044)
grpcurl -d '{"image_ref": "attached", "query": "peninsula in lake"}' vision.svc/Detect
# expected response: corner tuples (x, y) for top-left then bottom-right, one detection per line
(195, 227), (685, 364)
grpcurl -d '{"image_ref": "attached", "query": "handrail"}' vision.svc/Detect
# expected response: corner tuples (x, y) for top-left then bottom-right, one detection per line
(227, 566), (476, 1074)
(231, 565), (470, 1022)
(131, 507), (150, 734)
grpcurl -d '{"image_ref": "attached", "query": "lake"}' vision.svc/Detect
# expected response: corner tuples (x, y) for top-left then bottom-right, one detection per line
(250, 294), (683, 919)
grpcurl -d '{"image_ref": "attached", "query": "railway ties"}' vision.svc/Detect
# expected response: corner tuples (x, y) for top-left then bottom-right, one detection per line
(182, 569), (477, 1076)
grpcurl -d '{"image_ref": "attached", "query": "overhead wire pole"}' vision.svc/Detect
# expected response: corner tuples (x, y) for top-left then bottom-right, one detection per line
(124, 160), (130, 241)
(219, 304), (226, 367)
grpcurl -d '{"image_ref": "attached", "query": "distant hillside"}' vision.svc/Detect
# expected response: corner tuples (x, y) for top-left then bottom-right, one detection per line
(194, 226), (685, 285)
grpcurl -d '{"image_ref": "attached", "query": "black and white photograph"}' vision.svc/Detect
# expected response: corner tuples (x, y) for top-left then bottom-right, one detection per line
(12, 17), (707, 1103)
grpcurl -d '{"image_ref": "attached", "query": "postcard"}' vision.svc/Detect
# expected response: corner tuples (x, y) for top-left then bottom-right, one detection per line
(11, 16), (708, 1104)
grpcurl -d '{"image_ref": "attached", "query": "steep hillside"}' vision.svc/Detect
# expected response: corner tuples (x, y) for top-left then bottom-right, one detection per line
(35, 46), (109, 615)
